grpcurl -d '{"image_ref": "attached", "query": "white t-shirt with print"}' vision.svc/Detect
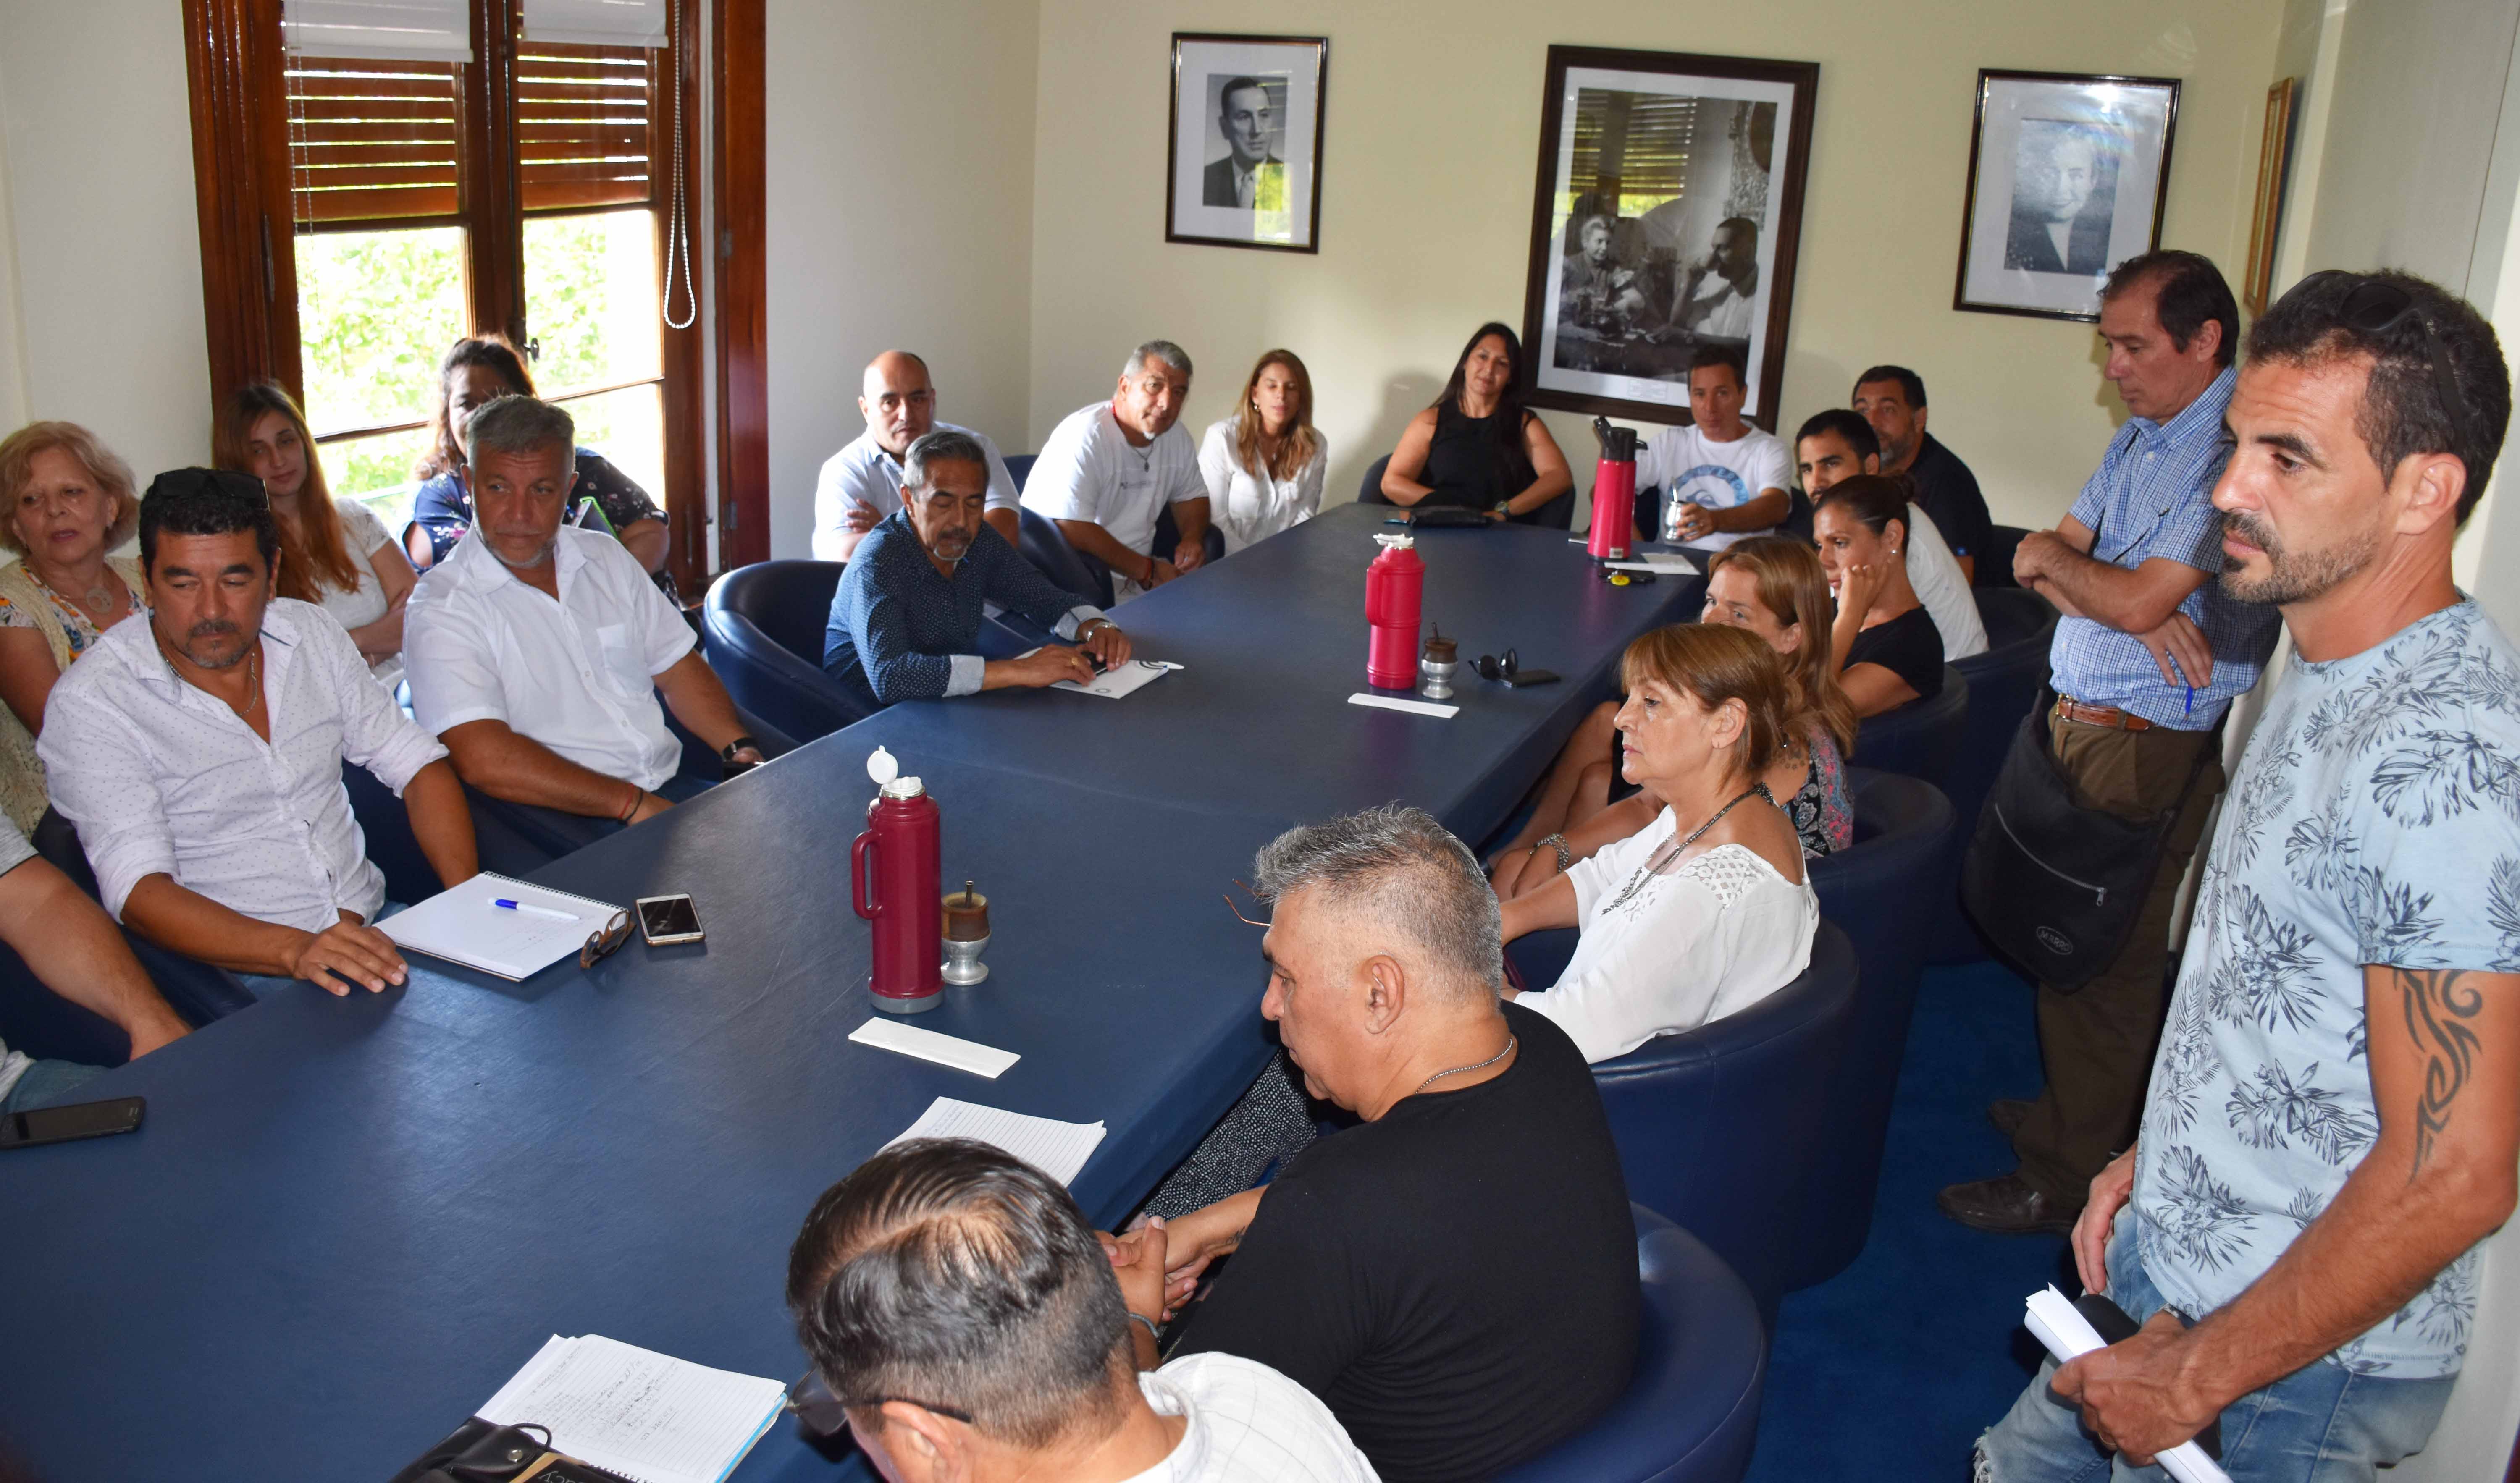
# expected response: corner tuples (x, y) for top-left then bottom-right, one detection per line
(1123, 1353), (1379, 1483)
(1021, 402), (1207, 601)
(1636, 423), (1789, 551)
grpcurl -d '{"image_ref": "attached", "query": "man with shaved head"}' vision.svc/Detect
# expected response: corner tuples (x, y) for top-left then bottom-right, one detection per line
(814, 351), (1023, 561)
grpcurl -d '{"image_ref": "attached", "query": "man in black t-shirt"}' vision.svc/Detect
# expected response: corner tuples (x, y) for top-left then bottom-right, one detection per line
(1854, 364), (1996, 583)
(1152, 805), (1639, 1483)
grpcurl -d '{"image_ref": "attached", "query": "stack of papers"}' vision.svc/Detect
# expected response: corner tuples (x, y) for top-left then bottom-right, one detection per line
(1053, 657), (1183, 699)
(379, 873), (625, 980)
(477, 1334), (786, 1483)
(2022, 1287), (2231, 1483)
(885, 1096), (1107, 1186)
(1606, 554), (1699, 575)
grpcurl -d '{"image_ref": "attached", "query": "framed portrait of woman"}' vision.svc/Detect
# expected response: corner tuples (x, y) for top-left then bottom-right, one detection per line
(1953, 70), (2181, 321)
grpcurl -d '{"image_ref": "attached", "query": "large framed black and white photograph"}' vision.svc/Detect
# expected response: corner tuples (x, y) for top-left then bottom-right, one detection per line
(1520, 46), (1818, 429)
(1953, 71), (2179, 320)
(1165, 33), (1327, 254)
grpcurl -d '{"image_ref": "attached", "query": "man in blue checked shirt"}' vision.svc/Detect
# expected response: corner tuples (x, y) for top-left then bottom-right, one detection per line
(1942, 252), (2282, 1237)
(823, 429), (1131, 713)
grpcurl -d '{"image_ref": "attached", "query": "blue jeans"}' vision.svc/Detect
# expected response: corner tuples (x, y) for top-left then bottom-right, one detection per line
(235, 902), (410, 999)
(1974, 1216), (2455, 1483)
(1, 1058), (105, 1113)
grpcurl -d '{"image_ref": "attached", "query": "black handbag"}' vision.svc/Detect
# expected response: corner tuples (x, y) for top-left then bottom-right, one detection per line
(388, 1419), (635, 1483)
(1961, 690), (2215, 990)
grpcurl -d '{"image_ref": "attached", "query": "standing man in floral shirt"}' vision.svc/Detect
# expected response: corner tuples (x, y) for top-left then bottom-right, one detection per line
(1975, 268), (2520, 1482)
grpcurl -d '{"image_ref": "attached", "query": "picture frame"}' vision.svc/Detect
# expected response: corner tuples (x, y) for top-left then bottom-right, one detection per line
(1165, 33), (1328, 254)
(1520, 45), (1819, 430)
(1953, 69), (2180, 322)
(2243, 77), (2300, 316)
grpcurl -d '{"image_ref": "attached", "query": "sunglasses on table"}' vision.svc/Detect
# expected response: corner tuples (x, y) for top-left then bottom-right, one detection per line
(579, 909), (634, 969)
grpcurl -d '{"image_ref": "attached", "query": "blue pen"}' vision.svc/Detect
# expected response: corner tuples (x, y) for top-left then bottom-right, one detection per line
(2184, 684), (2194, 715)
(493, 898), (578, 922)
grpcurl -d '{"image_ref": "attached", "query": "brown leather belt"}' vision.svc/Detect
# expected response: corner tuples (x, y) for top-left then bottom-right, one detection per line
(2053, 696), (2155, 732)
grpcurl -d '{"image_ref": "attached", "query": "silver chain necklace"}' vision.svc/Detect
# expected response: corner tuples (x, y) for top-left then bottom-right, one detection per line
(1412, 1032), (1517, 1097)
(1601, 783), (1775, 915)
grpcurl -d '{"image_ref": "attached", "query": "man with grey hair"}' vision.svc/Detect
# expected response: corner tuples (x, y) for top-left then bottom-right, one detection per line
(1152, 804), (1639, 1481)
(1021, 342), (1212, 602)
(404, 395), (766, 866)
(822, 429), (1131, 712)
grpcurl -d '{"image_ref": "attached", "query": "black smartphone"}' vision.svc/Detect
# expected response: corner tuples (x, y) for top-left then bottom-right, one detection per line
(1502, 669), (1562, 688)
(0, 1095), (144, 1151)
(2075, 1293), (2222, 1461)
(635, 894), (704, 946)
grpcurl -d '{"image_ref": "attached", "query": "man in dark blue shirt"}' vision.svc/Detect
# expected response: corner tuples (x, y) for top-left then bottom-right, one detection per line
(822, 429), (1130, 710)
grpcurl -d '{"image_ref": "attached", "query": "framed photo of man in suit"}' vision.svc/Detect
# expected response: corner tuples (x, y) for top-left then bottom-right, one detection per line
(1954, 71), (2179, 321)
(1166, 34), (1327, 254)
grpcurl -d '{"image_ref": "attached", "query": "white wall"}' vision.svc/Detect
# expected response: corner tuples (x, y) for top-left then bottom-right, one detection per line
(1025, 0), (2286, 535)
(0, 0), (209, 481)
(760, 0), (1040, 558)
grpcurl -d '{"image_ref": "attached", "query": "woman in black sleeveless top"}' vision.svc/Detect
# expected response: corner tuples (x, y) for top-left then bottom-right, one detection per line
(1382, 322), (1573, 523)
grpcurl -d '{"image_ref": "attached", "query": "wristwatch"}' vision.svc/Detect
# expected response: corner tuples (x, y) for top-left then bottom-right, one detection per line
(721, 734), (762, 765)
(1491, 500), (1513, 518)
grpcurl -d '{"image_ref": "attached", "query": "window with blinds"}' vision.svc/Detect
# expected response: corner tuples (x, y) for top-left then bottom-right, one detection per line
(286, 57), (465, 224)
(1568, 89), (1699, 217)
(519, 40), (658, 212)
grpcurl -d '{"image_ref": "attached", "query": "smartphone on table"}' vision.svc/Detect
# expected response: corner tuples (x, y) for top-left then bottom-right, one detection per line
(636, 894), (705, 947)
(1, 1094), (144, 1151)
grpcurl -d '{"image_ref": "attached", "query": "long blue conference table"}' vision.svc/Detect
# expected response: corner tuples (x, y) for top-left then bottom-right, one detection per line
(0, 505), (1704, 1481)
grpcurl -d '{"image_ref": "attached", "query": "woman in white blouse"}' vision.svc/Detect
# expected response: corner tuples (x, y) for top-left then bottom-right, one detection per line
(1501, 622), (1819, 1063)
(1195, 350), (1327, 554)
(215, 382), (417, 689)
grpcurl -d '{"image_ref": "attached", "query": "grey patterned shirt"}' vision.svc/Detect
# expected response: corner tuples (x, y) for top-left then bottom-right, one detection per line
(2133, 598), (2520, 1378)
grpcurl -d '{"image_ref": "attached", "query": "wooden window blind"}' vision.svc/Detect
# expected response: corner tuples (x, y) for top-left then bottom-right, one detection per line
(518, 41), (656, 212)
(286, 56), (465, 223)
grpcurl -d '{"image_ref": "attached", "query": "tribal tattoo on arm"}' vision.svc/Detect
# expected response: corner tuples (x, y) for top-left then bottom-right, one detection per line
(2392, 968), (2486, 1176)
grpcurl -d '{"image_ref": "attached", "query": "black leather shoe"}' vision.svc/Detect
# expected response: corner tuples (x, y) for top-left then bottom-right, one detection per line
(1937, 1171), (2080, 1235)
(1987, 1098), (2034, 1141)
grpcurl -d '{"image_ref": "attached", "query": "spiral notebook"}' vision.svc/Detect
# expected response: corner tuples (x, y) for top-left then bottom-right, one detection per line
(379, 872), (626, 980)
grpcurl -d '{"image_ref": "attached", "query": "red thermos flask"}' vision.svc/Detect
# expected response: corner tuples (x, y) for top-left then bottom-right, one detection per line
(1587, 417), (1641, 561)
(1365, 532), (1424, 689)
(853, 748), (943, 1014)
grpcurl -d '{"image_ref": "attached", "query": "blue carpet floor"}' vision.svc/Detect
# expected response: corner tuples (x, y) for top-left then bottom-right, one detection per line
(1744, 956), (2080, 1480)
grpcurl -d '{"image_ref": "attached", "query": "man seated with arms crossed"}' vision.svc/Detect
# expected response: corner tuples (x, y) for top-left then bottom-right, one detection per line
(0, 812), (192, 1114)
(1022, 342), (1212, 601)
(1851, 365), (1995, 583)
(403, 396), (766, 860)
(813, 350), (1024, 562)
(1795, 408), (1986, 660)
(1634, 345), (1789, 548)
(41, 469), (475, 997)
(1152, 805), (1639, 1482)
(1979, 270), (2520, 1483)
(824, 429), (1131, 711)
(785, 1138), (1375, 1483)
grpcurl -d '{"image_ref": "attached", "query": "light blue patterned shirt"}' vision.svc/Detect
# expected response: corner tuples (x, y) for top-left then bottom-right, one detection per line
(2133, 598), (2520, 1378)
(2047, 367), (2281, 728)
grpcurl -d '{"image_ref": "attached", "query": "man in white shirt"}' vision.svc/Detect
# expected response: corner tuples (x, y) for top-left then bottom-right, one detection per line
(1634, 345), (1789, 549)
(813, 350), (1023, 561)
(1021, 341), (1213, 602)
(1667, 216), (1759, 344)
(403, 397), (765, 863)
(786, 1138), (1375, 1483)
(42, 468), (476, 997)
(1794, 409), (1988, 660)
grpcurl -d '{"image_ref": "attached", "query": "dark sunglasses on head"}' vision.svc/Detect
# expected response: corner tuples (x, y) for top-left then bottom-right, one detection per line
(2298, 270), (2478, 451)
(785, 1370), (974, 1438)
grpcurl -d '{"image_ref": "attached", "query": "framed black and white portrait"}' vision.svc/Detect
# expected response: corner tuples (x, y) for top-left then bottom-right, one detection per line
(1519, 47), (1817, 429)
(1165, 33), (1327, 254)
(1954, 71), (2180, 321)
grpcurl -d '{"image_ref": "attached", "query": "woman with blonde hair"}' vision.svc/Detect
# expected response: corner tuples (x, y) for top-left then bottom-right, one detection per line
(213, 381), (417, 686)
(0, 421), (145, 833)
(1195, 349), (1327, 554)
(1493, 535), (1856, 897)
(1501, 621), (1819, 1062)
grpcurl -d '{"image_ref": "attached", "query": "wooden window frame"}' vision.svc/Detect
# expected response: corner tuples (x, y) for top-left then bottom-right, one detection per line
(180, 0), (766, 595)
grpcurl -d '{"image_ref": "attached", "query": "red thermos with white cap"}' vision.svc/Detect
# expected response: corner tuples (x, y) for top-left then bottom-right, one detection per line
(854, 747), (943, 1014)
(1365, 532), (1424, 689)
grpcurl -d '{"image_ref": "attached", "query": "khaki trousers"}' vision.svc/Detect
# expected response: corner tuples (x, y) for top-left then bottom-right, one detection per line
(2010, 715), (2226, 1203)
